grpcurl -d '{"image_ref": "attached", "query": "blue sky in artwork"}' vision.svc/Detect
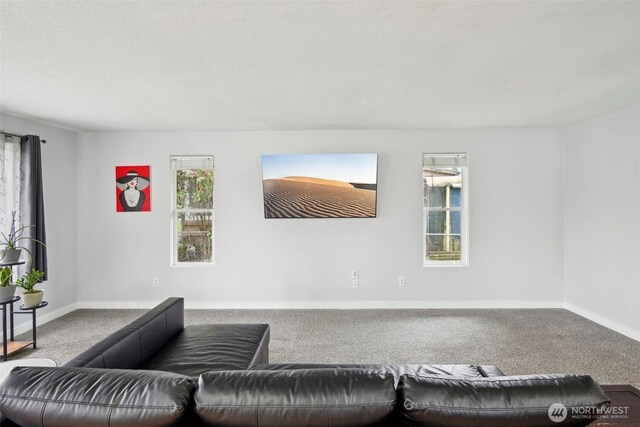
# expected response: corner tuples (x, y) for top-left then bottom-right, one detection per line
(261, 153), (377, 184)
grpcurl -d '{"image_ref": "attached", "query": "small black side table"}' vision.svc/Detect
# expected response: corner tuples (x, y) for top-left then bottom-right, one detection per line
(14, 301), (48, 350)
(0, 296), (23, 361)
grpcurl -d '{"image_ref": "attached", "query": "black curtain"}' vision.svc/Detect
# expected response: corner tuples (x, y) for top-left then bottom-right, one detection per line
(19, 135), (48, 279)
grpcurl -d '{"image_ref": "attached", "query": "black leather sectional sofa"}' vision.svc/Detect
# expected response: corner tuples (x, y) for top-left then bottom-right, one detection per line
(0, 297), (610, 426)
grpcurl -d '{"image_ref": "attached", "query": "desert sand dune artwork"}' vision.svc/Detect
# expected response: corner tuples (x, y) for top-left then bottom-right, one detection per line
(262, 154), (378, 218)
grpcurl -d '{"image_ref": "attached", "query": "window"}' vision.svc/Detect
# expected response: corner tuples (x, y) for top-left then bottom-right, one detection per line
(171, 156), (214, 265)
(423, 153), (468, 266)
(0, 136), (21, 234)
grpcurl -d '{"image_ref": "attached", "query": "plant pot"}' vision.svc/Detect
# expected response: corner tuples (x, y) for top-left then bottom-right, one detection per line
(22, 290), (44, 308)
(0, 284), (17, 302)
(0, 249), (22, 264)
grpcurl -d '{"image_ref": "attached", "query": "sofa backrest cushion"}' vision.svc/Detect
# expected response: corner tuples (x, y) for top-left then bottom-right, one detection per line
(399, 373), (610, 427)
(64, 297), (184, 369)
(0, 366), (196, 427)
(195, 369), (396, 427)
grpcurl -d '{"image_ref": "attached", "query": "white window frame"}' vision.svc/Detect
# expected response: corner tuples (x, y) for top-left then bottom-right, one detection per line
(170, 155), (215, 267)
(423, 153), (469, 267)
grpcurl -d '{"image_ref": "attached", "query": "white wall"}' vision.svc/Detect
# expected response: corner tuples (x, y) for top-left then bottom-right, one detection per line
(5, 108), (639, 340)
(77, 129), (564, 308)
(0, 113), (78, 332)
(563, 104), (640, 341)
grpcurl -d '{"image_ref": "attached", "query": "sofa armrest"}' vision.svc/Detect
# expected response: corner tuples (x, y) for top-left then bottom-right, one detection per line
(64, 297), (184, 369)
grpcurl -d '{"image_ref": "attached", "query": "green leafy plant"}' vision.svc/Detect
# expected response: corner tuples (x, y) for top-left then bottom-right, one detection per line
(16, 269), (45, 294)
(0, 211), (46, 262)
(0, 267), (12, 287)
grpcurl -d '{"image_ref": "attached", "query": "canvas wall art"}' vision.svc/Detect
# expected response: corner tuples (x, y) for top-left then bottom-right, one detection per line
(261, 153), (378, 218)
(115, 165), (151, 212)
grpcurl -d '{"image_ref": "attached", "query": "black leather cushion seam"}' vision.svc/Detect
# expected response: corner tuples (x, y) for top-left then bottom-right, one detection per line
(179, 386), (194, 412)
(39, 400), (46, 426)
(0, 394), (183, 409)
(197, 402), (395, 409)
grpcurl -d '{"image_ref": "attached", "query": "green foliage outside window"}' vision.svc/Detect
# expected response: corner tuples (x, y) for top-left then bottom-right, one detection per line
(176, 169), (214, 210)
(176, 169), (214, 263)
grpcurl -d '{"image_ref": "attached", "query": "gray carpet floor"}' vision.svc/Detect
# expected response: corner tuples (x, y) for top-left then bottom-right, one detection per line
(9, 308), (640, 387)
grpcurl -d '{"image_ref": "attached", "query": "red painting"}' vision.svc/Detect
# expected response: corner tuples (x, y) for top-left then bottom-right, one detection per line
(115, 165), (151, 212)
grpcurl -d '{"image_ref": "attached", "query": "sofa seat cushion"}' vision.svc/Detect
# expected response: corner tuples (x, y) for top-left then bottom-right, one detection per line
(141, 324), (269, 378)
(399, 373), (610, 427)
(251, 363), (498, 385)
(0, 367), (196, 427)
(195, 369), (396, 427)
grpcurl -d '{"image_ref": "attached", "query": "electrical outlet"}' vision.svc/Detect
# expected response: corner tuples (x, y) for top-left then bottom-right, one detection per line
(351, 269), (359, 279)
(352, 279), (359, 289)
(399, 276), (406, 287)
(153, 277), (160, 287)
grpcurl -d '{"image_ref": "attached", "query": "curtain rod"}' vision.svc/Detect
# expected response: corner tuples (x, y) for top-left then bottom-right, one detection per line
(0, 131), (47, 143)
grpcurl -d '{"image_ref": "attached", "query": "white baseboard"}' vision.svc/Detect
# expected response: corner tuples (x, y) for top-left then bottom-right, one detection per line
(77, 300), (564, 310)
(3, 302), (78, 338)
(77, 301), (160, 309)
(565, 303), (640, 342)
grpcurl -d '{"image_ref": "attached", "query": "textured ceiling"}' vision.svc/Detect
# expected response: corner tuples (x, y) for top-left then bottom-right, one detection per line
(1, 1), (639, 131)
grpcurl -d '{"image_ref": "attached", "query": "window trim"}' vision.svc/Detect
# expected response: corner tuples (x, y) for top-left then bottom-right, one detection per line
(170, 155), (215, 267)
(422, 153), (469, 268)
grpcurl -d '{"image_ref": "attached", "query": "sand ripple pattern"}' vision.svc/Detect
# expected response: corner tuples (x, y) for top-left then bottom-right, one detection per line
(263, 179), (376, 218)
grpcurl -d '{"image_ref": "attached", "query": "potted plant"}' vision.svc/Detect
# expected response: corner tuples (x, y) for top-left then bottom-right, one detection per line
(16, 268), (45, 308)
(0, 211), (46, 264)
(0, 266), (16, 302)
